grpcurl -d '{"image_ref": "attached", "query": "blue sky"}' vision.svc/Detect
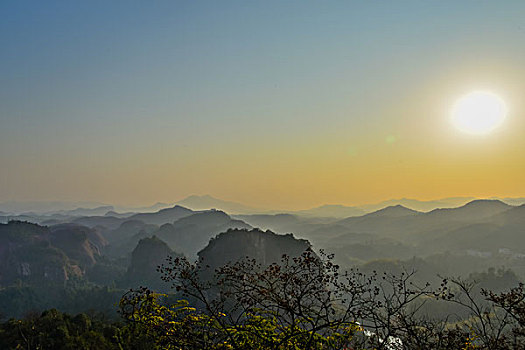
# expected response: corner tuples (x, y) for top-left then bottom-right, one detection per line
(1, 1), (525, 208)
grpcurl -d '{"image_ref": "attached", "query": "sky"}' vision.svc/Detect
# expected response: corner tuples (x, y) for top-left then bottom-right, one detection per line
(1, 1), (525, 210)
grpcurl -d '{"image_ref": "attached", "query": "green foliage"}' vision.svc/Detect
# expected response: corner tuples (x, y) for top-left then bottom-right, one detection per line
(0, 221), (49, 243)
(0, 281), (123, 320)
(0, 284), (42, 320)
(0, 309), (136, 350)
(119, 250), (525, 350)
(120, 289), (226, 349)
(119, 288), (359, 349)
(86, 260), (126, 286)
(120, 250), (434, 349)
(3, 258), (525, 349)
(13, 243), (69, 267)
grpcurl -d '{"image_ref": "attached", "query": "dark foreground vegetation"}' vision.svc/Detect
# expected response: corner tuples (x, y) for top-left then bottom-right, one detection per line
(2, 251), (525, 349)
(1, 200), (525, 349)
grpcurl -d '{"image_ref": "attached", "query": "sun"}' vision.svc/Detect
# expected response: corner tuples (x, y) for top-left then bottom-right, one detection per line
(451, 91), (507, 135)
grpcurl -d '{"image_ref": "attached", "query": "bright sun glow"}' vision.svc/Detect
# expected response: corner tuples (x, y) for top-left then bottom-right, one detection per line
(451, 91), (507, 135)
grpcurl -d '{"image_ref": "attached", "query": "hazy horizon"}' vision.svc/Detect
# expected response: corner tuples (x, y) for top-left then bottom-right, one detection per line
(2, 1), (525, 209)
(4, 3), (525, 347)
(2, 194), (525, 215)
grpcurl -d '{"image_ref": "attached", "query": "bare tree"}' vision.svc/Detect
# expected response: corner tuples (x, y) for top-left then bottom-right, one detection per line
(120, 250), (525, 349)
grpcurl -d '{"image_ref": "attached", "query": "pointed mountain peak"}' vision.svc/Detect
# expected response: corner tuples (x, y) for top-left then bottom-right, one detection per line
(365, 204), (419, 218)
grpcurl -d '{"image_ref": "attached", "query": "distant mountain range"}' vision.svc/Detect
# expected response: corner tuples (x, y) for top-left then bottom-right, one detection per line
(292, 204), (366, 218)
(0, 201), (109, 215)
(357, 197), (477, 213)
(235, 199), (525, 270)
(176, 195), (260, 214)
(2, 195), (525, 218)
(3, 196), (525, 321)
(174, 195), (525, 218)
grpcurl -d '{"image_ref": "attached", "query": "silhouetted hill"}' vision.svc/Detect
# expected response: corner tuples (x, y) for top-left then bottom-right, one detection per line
(73, 215), (126, 231)
(287, 199), (519, 268)
(235, 213), (335, 240)
(50, 223), (107, 248)
(128, 205), (194, 225)
(420, 223), (514, 253)
(425, 199), (511, 222)
(486, 203), (525, 226)
(0, 201), (109, 215)
(56, 206), (114, 217)
(0, 221), (49, 243)
(333, 206), (424, 239)
(0, 222), (83, 285)
(104, 220), (158, 244)
(177, 195), (258, 214)
(122, 202), (173, 213)
(336, 205), (418, 229)
(331, 200), (513, 241)
(357, 197), (476, 213)
(198, 228), (312, 268)
(412, 203), (525, 255)
(71, 205), (194, 233)
(154, 210), (252, 256)
(236, 213), (301, 230)
(104, 220), (159, 258)
(48, 224), (107, 267)
(124, 236), (180, 290)
(362, 205), (420, 218)
(293, 204), (365, 218)
(104, 210), (135, 218)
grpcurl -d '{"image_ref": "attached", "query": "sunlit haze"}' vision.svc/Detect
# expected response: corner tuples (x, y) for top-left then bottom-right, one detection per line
(451, 91), (507, 135)
(1, 1), (525, 210)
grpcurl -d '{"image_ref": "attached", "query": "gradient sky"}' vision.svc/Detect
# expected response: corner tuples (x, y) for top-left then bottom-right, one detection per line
(1, 1), (525, 210)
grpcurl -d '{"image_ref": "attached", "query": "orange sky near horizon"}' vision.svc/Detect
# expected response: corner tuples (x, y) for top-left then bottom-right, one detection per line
(2, 2), (525, 210)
